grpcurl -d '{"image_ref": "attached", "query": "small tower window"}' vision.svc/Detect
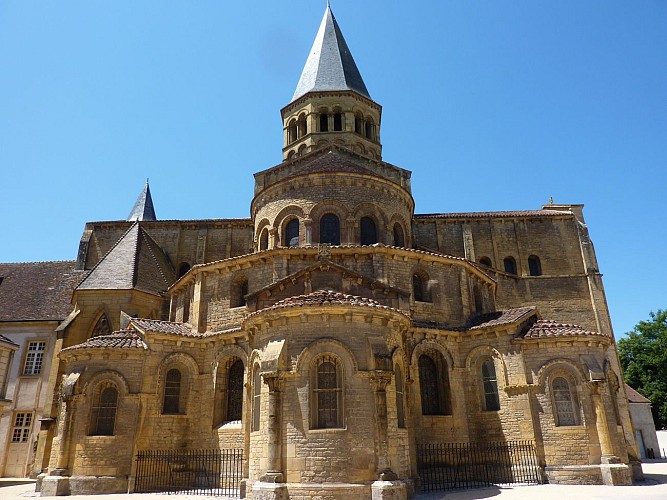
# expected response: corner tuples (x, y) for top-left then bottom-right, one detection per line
(365, 118), (374, 140)
(288, 119), (297, 144)
(528, 255), (542, 276)
(285, 219), (299, 247)
(333, 112), (342, 131)
(355, 113), (363, 134)
(319, 113), (329, 132)
(412, 272), (431, 302)
(320, 213), (340, 245)
(479, 257), (492, 267)
(259, 228), (269, 251)
(297, 114), (307, 138)
(393, 223), (405, 247)
(503, 256), (517, 275)
(360, 216), (377, 245)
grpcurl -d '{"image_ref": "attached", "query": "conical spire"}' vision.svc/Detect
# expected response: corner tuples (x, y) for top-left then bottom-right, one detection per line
(127, 179), (156, 222)
(292, 5), (370, 102)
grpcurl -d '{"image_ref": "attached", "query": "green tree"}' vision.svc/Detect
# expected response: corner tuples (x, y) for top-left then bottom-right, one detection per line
(618, 309), (667, 429)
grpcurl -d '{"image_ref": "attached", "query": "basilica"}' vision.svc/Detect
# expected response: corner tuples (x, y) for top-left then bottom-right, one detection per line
(0, 5), (641, 499)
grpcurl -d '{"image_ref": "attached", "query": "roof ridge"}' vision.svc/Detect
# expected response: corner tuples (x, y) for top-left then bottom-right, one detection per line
(136, 225), (171, 288)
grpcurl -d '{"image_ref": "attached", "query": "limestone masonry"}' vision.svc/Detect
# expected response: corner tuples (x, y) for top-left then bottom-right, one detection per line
(0, 5), (643, 499)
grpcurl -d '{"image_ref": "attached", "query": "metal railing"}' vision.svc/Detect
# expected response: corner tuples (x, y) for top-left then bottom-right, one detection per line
(135, 449), (243, 496)
(416, 440), (543, 492)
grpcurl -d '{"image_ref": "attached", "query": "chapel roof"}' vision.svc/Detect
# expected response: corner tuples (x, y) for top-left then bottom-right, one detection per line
(77, 222), (175, 295)
(60, 329), (148, 352)
(127, 180), (157, 222)
(131, 318), (195, 336)
(415, 210), (573, 220)
(246, 289), (408, 318)
(0, 261), (83, 322)
(519, 319), (607, 340)
(625, 384), (651, 404)
(292, 4), (370, 102)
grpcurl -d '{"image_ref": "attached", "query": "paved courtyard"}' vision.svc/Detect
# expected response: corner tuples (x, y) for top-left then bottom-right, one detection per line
(1, 460), (666, 500)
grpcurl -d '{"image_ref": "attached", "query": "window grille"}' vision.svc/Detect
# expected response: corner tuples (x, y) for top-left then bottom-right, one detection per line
(226, 360), (244, 422)
(162, 369), (181, 414)
(23, 341), (46, 375)
(11, 412), (32, 442)
(482, 359), (500, 411)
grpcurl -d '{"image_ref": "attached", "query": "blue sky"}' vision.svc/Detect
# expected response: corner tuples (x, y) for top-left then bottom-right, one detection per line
(1, 1), (665, 338)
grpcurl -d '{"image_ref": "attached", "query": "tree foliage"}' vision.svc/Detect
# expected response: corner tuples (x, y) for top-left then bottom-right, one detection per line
(618, 309), (667, 429)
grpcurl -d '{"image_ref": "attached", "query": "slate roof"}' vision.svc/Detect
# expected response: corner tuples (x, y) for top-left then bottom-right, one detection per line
(292, 5), (370, 102)
(61, 329), (148, 352)
(520, 320), (606, 340)
(625, 384), (651, 404)
(127, 180), (157, 222)
(415, 210), (572, 220)
(247, 290), (408, 318)
(77, 223), (175, 294)
(0, 261), (83, 322)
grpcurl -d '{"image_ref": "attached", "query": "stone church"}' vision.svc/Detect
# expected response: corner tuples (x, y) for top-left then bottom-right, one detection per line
(6, 5), (642, 499)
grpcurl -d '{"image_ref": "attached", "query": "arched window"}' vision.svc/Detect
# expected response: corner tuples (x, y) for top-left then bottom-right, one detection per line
(285, 219), (299, 247)
(89, 383), (118, 435)
(231, 277), (248, 308)
(182, 290), (191, 323)
(319, 213), (340, 245)
(473, 284), (483, 313)
(482, 359), (500, 411)
(528, 255), (542, 276)
(313, 356), (342, 429)
(552, 377), (578, 426)
(479, 257), (492, 267)
(259, 228), (269, 251)
(92, 314), (112, 337)
(178, 263), (191, 278)
(412, 272), (431, 303)
(354, 114), (363, 134)
(319, 113), (329, 132)
(162, 368), (182, 414)
(393, 223), (405, 247)
(395, 365), (406, 428)
(288, 119), (297, 144)
(503, 256), (517, 275)
(297, 114), (307, 138)
(365, 118), (374, 140)
(333, 112), (342, 131)
(360, 216), (377, 245)
(226, 360), (244, 422)
(418, 353), (451, 415)
(252, 367), (261, 432)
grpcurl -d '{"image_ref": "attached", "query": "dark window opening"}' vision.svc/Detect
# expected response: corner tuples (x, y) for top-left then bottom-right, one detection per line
(259, 229), (269, 251)
(92, 314), (112, 337)
(504, 257), (517, 275)
(528, 255), (542, 276)
(479, 257), (492, 267)
(320, 213), (340, 245)
(393, 223), (405, 247)
(182, 292), (191, 323)
(365, 119), (374, 140)
(178, 263), (191, 278)
(419, 354), (451, 415)
(226, 360), (244, 422)
(319, 113), (329, 132)
(333, 112), (342, 131)
(285, 219), (299, 247)
(288, 120), (297, 144)
(162, 369), (181, 414)
(231, 278), (248, 308)
(360, 217), (377, 245)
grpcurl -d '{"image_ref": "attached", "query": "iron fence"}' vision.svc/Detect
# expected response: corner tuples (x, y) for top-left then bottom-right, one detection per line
(135, 449), (243, 496)
(416, 440), (543, 492)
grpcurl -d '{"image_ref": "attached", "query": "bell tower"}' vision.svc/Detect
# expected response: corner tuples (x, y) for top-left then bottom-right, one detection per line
(281, 5), (382, 161)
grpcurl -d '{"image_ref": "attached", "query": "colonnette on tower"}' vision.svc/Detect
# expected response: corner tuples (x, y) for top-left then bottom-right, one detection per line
(0, 6), (642, 499)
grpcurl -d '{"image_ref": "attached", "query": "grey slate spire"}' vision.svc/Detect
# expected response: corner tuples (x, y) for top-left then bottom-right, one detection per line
(127, 179), (156, 222)
(292, 5), (370, 102)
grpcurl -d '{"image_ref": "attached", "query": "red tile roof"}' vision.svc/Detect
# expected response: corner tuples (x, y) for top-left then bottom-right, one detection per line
(131, 318), (196, 336)
(520, 320), (606, 339)
(61, 330), (148, 352)
(247, 289), (409, 318)
(469, 307), (536, 329)
(0, 261), (84, 321)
